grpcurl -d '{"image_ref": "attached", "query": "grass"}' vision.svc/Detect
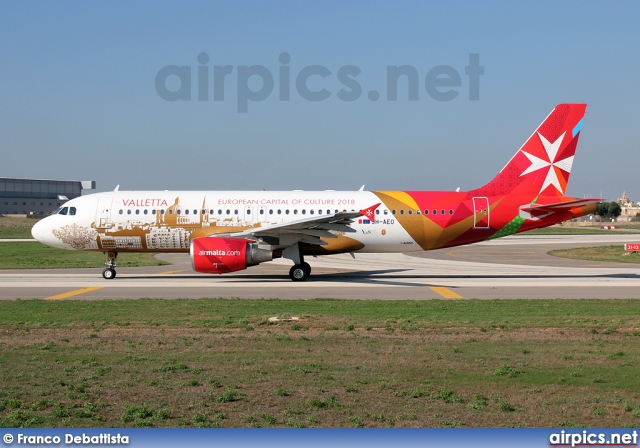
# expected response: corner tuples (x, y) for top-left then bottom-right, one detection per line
(0, 216), (39, 239)
(549, 245), (640, 264)
(1, 298), (640, 428)
(0, 242), (169, 269)
(521, 226), (639, 235)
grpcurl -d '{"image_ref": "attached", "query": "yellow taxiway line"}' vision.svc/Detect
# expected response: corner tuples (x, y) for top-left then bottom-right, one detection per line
(45, 287), (104, 300)
(429, 286), (463, 299)
(156, 270), (186, 275)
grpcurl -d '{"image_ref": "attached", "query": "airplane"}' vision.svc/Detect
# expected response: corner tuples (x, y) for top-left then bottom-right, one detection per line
(31, 103), (599, 281)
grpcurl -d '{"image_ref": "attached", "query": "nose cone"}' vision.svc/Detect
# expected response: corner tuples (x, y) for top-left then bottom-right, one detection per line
(31, 218), (50, 244)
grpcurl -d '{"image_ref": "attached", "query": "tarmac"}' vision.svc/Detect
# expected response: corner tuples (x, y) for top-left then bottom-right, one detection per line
(1, 234), (639, 300)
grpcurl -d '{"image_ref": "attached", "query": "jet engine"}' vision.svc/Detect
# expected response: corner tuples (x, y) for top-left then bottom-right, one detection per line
(190, 237), (273, 274)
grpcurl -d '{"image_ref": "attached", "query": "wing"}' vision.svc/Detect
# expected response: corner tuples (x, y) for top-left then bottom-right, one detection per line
(208, 204), (380, 247)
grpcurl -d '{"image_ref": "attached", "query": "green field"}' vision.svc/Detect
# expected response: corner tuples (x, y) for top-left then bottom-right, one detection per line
(0, 216), (38, 239)
(521, 227), (639, 235)
(1, 298), (640, 428)
(0, 242), (168, 270)
(550, 245), (640, 264)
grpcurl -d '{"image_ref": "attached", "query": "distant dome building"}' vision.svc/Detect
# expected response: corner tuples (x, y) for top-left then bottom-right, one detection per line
(618, 192), (640, 222)
(618, 191), (633, 206)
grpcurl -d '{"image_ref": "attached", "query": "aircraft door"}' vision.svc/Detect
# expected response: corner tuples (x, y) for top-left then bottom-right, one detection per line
(95, 197), (113, 229)
(472, 197), (490, 229)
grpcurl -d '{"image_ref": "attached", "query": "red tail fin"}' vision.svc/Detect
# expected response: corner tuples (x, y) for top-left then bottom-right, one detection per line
(470, 104), (587, 199)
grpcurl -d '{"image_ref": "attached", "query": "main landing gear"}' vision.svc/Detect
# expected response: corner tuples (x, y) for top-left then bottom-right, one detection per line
(102, 251), (117, 280)
(289, 262), (311, 282)
(284, 243), (312, 282)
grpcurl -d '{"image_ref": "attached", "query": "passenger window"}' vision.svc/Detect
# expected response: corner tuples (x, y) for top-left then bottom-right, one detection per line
(144, 210), (148, 215)
(416, 210), (421, 215)
(425, 209), (429, 215)
(302, 210), (306, 215)
(269, 209), (273, 215)
(160, 210), (165, 215)
(135, 210), (140, 215)
(400, 210), (405, 215)
(408, 210), (412, 215)
(218, 210), (222, 215)
(226, 210), (230, 215)
(441, 209), (445, 215)
(119, 209), (123, 215)
(127, 210), (132, 215)
(449, 210), (453, 215)
(294, 210), (298, 215)
(184, 210), (188, 215)
(234, 210), (238, 215)
(286, 210), (290, 215)
(384, 210), (388, 215)
(310, 209), (314, 215)
(193, 210), (197, 215)
(209, 210), (214, 215)
(376, 210), (380, 215)
(277, 210), (281, 215)
(433, 210), (437, 215)
(392, 210), (396, 215)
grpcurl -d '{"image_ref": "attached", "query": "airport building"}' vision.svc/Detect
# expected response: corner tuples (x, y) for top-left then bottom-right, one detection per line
(1, 177), (96, 216)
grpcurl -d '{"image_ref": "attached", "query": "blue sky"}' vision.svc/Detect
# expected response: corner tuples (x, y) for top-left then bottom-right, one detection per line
(1, 1), (638, 200)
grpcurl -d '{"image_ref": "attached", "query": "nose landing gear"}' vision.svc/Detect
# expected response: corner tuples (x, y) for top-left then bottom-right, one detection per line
(102, 251), (117, 280)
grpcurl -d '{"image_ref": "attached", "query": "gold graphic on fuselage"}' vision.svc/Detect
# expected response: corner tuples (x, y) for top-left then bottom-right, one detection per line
(84, 196), (264, 252)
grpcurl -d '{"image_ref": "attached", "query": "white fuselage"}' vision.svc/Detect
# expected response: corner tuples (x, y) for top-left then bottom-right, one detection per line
(32, 190), (420, 254)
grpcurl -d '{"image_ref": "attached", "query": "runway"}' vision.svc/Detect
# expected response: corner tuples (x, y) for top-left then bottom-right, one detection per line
(1, 234), (640, 300)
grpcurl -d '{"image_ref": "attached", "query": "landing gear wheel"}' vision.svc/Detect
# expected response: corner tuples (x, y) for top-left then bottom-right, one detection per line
(103, 251), (118, 280)
(289, 263), (311, 282)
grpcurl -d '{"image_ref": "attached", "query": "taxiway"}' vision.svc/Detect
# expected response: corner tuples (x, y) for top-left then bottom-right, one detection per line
(1, 234), (639, 300)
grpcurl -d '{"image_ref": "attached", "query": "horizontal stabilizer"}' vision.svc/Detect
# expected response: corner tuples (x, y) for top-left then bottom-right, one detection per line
(521, 198), (601, 215)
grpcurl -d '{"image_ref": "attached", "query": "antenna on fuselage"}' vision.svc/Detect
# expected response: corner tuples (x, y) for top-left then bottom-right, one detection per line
(359, 185), (365, 191)
(114, 185), (120, 191)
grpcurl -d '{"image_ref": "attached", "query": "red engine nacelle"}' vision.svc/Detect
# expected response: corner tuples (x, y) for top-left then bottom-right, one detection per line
(190, 237), (273, 274)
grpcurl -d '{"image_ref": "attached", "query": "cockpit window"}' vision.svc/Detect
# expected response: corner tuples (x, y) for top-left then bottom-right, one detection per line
(53, 206), (76, 215)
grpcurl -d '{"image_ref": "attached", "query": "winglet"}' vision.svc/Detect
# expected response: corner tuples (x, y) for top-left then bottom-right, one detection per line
(359, 203), (381, 220)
